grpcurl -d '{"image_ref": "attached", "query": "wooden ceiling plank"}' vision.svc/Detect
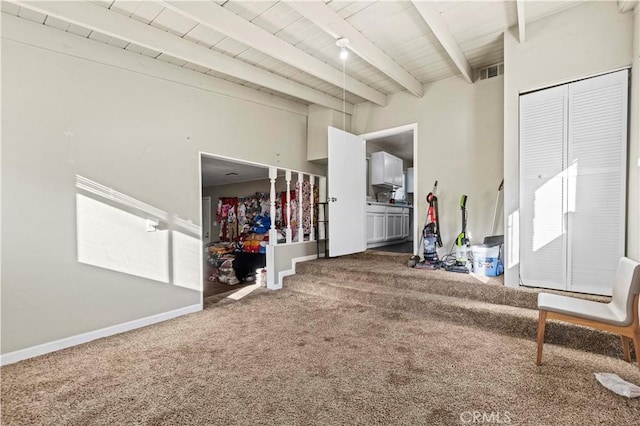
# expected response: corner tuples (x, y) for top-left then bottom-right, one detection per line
(287, 1), (423, 97)
(411, 1), (473, 84)
(13, 1), (353, 113)
(162, 0), (386, 106)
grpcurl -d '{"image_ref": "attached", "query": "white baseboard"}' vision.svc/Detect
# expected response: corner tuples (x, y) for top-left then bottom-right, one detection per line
(277, 254), (319, 288)
(0, 304), (202, 366)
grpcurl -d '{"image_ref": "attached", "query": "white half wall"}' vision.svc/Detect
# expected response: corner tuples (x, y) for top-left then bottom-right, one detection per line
(503, 1), (635, 287)
(1, 15), (323, 355)
(353, 75), (504, 254)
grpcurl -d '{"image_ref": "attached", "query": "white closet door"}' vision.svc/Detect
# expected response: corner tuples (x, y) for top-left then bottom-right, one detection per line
(519, 85), (568, 290)
(567, 70), (627, 296)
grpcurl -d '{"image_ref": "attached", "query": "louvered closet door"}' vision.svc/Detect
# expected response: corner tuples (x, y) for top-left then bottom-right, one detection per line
(519, 85), (568, 290)
(567, 70), (627, 296)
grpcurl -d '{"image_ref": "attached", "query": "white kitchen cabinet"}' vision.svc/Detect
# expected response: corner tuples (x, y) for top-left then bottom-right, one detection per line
(366, 203), (412, 247)
(366, 212), (386, 243)
(406, 167), (414, 193)
(386, 213), (403, 240)
(402, 210), (410, 237)
(370, 151), (403, 188)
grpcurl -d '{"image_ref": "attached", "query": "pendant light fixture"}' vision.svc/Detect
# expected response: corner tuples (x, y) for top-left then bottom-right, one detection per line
(336, 37), (349, 61)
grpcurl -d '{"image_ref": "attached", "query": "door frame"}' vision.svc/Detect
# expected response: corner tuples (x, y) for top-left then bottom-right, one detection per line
(202, 196), (212, 245)
(199, 152), (274, 306)
(359, 123), (419, 255)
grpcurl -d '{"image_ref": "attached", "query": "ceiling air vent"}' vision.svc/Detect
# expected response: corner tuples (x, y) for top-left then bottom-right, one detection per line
(478, 63), (504, 81)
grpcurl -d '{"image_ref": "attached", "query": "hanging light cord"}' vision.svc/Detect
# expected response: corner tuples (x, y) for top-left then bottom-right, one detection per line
(342, 57), (346, 130)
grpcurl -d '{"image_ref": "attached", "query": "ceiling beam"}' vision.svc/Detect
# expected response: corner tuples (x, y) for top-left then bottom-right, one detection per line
(516, 0), (526, 43)
(617, 0), (638, 13)
(12, 1), (354, 114)
(411, 1), (473, 84)
(162, 1), (386, 106)
(286, 1), (423, 97)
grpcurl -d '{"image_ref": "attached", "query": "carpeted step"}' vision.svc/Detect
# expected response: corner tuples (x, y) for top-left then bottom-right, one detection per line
(295, 253), (610, 310)
(284, 274), (625, 359)
(296, 259), (536, 309)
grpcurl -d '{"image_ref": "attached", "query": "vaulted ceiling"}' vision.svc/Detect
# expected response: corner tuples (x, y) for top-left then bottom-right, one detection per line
(3, 1), (587, 113)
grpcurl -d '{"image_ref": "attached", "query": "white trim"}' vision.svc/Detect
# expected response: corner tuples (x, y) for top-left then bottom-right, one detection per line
(277, 254), (319, 288)
(359, 123), (418, 141)
(198, 155), (205, 309)
(520, 66), (632, 95)
(0, 304), (202, 366)
(200, 152), (320, 180)
(266, 245), (276, 290)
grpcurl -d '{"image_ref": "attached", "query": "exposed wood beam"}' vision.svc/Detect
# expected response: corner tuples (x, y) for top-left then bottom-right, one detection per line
(12, 1), (354, 114)
(516, 0), (526, 43)
(286, 1), (423, 97)
(411, 1), (473, 84)
(162, 1), (386, 107)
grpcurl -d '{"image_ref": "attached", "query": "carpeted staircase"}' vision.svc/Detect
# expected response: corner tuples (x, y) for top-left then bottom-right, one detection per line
(284, 251), (630, 360)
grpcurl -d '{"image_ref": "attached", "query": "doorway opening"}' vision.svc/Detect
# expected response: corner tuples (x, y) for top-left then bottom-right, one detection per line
(200, 154), (272, 303)
(360, 124), (418, 255)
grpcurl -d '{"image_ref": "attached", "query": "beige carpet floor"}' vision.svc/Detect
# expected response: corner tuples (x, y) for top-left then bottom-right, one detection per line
(2, 288), (639, 425)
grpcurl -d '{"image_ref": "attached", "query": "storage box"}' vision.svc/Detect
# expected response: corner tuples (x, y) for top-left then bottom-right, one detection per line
(471, 245), (503, 277)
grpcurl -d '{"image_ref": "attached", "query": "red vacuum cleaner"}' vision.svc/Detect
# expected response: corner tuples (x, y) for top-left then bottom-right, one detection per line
(414, 181), (442, 270)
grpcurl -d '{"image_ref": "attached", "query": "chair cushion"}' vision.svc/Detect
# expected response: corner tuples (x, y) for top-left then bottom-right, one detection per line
(537, 293), (629, 327)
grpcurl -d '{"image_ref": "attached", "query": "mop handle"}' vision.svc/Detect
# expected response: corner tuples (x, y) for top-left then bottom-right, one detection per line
(490, 179), (504, 235)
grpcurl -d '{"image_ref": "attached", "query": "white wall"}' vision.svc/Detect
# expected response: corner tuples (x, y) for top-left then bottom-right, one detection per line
(1, 15), (323, 355)
(353, 75), (504, 254)
(503, 1), (635, 287)
(307, 105), (351, 162)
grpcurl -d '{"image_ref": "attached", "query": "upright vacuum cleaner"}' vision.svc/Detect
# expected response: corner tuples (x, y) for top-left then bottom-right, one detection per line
(445, 195), (471, 273)
(415, 181), (443, 270)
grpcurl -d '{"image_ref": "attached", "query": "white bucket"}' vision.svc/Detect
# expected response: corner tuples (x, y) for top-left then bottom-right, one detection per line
(471, 245), (502, 276)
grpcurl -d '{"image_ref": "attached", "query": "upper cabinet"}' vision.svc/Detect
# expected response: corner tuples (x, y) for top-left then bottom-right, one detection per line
(406, 167), (414, 193)
(371, 151), (403, 187)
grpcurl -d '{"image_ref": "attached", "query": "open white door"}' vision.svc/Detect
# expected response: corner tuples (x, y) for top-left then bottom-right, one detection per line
(328, 126), (366, 257)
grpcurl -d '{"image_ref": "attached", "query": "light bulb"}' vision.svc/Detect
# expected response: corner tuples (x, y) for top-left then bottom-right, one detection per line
(336, 38), (350, 61)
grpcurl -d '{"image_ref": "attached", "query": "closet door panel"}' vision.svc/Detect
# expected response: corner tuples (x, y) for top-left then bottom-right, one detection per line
(567, 70), (627, 296)
(519, 86), (568, 290)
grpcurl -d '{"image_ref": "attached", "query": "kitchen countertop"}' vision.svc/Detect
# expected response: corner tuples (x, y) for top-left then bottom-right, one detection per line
(366, 201), (413, 208)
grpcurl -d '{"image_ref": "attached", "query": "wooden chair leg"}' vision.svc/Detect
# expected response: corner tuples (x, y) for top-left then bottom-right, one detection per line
(622, 336), (631, 362)
(536, 310), (547, 366)
(632, 333), (640, 368)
